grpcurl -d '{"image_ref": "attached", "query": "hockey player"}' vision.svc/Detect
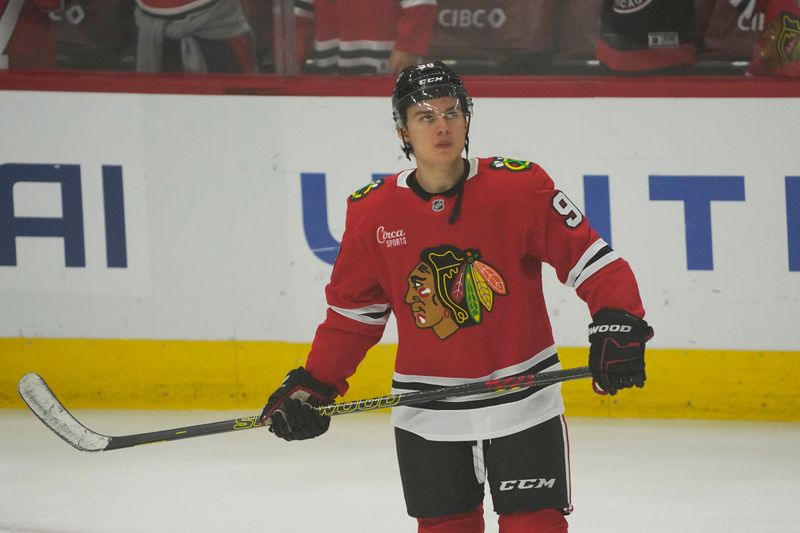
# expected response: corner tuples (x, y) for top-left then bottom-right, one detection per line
(261, 62), (653, 532)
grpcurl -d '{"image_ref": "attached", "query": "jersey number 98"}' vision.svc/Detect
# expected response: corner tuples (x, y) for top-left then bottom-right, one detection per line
(552, 191), (583, 228)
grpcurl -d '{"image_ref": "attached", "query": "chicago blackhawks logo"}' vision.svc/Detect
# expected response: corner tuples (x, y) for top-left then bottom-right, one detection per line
(489, 157), (533, 172)
(405, 245), (507, 340)
(760, 13), (800, 68)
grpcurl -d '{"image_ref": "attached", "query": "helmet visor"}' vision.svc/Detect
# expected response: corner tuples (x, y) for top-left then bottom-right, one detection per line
(393, 85), (472, 128)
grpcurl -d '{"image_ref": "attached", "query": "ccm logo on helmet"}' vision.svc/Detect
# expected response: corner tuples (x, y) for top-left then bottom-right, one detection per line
(499, 479), (556, 491)
(589, 324), (632, 334)
(420, 76), (444, 85)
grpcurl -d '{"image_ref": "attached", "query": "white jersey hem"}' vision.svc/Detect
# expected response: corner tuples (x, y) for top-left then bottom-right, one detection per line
(392, 404), (567, 442)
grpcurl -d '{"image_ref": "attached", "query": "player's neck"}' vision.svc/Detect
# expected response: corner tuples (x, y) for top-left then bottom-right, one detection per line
(415, 157), (466, 194)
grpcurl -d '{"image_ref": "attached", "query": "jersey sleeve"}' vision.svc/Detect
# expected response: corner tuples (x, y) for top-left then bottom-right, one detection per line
(293, 0), (314, 67)
(525, 165), (646, 319)
(305, 201), (389, 396)
(394, 0), (437, 56)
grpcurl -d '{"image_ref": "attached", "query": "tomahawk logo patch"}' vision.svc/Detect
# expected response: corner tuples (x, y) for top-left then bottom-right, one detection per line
(489, 157), (533, 172)
(349, 179), (384, 202)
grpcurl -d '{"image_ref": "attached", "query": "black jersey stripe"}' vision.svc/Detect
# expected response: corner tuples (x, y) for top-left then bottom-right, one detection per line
(392, 353), (559, 394)
(581, 244), (613, 271)
(363, 309), (391, 320)
(410, 376), (559, 411)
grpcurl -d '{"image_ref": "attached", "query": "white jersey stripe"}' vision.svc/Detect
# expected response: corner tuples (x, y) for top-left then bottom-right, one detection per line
(339, 40), (395, 52)
(391, 345), (563, 441)
(573, 250), (620, 289)
(314, 56), (388, 70)
(314, 38), (341, 52)
(560, 415), (574, 513)
(314, 39), (395, 53)
(391, 375), (565, 442)
(330, 303), (390, 325)
(136, 0), (217, 16)
(566, 238), (607, 287)
(400, 0), (437, 8)
(472, 440), (486, 484)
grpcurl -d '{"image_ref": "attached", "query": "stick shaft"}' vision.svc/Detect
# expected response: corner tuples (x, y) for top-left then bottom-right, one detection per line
(20, 366), (591, 452)
(317, 366), (591, 416)
(104, 416), (263, 450)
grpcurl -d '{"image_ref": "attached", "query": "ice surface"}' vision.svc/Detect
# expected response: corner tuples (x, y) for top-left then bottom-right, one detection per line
(1, 410), (797, 532)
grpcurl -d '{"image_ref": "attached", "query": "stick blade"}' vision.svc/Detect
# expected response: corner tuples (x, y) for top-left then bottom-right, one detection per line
(17, 373), (111, 452)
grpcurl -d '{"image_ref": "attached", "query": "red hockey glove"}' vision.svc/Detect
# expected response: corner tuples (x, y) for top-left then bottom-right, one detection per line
(259, 367), (338, 441)
(588, 309), (654, 396)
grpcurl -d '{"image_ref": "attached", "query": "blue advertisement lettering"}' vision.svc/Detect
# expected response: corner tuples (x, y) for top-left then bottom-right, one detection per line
(0, 163), (86, 267)
(786, 176), (800, 272)
(301, 173), (389, 265)
(649, 175), (746, 271)
(0, 163), (128, 269)
(584, 174), (612, 247)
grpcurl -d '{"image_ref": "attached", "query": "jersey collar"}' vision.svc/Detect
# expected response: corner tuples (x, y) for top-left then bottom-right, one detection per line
(397, 157), (478, 196)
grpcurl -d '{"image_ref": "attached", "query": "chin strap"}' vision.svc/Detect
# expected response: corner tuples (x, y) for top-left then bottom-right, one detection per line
(402, 139), (413, 160)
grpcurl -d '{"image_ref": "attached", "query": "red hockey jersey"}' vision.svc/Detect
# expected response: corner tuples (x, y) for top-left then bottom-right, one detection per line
(0, 0), (58, 70)
(294, 0), (437, 74)
(306, 157), (645, 441)
(697, 0), (766, 60)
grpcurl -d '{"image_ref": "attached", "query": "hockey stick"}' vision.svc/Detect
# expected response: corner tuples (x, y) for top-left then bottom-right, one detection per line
(18, 366), (591, 452)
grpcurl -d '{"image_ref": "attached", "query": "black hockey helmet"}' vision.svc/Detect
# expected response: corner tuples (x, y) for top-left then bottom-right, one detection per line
(392, 61), (473, 129)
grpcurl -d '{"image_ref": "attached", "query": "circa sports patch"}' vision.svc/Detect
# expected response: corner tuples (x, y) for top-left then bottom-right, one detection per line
(489, 157), (533, 172)
(349, 178), (384, 202)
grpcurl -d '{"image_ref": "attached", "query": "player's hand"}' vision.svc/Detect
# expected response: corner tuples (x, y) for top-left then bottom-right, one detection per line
(588, 309), (654, 395)
(259, 367), (338, 441)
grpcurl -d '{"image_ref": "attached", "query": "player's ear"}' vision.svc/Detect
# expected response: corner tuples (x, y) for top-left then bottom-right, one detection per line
(397, 128), (410, 144)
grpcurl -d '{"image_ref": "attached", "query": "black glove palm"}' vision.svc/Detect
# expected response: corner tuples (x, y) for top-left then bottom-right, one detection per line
(259, 367), (338, 441)
(588, 309), (654, 396)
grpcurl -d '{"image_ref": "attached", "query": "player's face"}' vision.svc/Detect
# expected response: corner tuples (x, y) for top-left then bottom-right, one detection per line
(404, 263), (444, 329)
(405, 261), (460, 340)
(400, 96), (468, 165)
